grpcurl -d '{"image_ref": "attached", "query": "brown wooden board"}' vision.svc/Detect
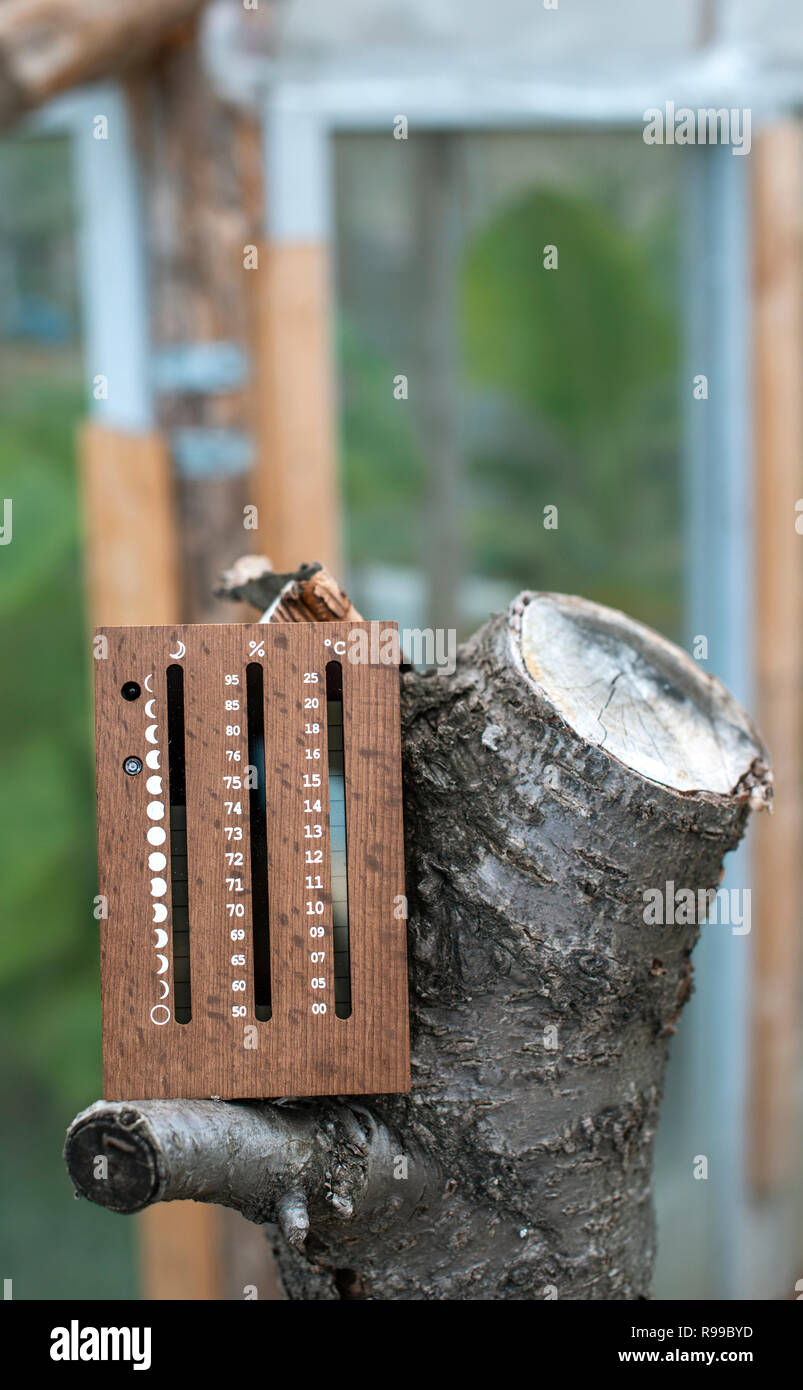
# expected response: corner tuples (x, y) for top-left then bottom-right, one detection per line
(94, 623), (409, 1099)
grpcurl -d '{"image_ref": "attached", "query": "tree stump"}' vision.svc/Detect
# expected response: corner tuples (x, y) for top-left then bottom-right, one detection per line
(66, 590), (770, 1300)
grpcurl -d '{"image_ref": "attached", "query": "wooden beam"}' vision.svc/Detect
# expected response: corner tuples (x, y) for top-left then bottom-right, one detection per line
(254, 242), (342, 575)
(0, 0), (205, 124)
(749, 120), (803, 1191)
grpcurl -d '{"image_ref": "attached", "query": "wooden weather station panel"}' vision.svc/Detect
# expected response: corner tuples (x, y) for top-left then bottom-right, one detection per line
(94, 623), (409, 1100)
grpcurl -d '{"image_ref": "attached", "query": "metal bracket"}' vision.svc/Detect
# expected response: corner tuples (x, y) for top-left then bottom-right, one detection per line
(171, 428), (253, 479)
(154, 341), (248, 396)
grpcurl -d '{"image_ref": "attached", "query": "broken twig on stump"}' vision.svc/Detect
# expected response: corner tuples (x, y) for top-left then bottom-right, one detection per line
(216, 555), (363, 624)
(0, 0), (206, 125)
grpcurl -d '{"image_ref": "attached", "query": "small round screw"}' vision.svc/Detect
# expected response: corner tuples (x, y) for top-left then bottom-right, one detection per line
(123, 756), (143, 776)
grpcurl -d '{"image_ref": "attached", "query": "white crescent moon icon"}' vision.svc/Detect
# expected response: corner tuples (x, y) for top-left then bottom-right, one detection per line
(152, 903), (168, 923)
(145, 750), (160, 770)
(169, 641), (186, 660)
(159, 980), (170, 1000)
(145, 699), (156, 718)
(153, 928), (168, 948)
(144, 674), (154, 693)
(156, 954), (169, 975)
(145, 725), (159, 745)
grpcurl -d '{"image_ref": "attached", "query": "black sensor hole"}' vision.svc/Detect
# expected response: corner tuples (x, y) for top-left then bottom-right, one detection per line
(121, 681), (141, 702)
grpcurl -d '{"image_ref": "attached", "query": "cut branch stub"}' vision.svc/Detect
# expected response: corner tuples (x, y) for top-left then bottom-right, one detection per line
(515, 592), (770, 800)
(65, 1098), (435, 1231)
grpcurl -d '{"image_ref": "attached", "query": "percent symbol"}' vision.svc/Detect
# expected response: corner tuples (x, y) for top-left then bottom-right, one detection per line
(249, 639), (266, 658)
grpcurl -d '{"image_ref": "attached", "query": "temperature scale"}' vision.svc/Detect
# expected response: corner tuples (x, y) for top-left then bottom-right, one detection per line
(93, 622), (409, 1099)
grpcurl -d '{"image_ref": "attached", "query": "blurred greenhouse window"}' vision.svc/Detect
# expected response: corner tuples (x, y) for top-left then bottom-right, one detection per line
(335, 130), (684, 642)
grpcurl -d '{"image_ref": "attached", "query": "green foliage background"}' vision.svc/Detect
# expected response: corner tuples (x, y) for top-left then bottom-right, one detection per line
(460, 187), (681, 630)
(0, 356), (96, 1102)
(0, 347), (135, 1296)
(335, 161), (682, 637)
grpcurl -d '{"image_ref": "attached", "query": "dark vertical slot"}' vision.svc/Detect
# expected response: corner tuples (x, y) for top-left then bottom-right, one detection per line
(246, 662), (271, 1020)
(326, 660), (351, 1018)
(166, 664), (191, 1023)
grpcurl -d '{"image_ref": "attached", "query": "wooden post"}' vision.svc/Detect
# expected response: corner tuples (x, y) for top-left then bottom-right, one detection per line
(255, 243), (341, 572)
(138, 1205), (222, 1301)
(749, 120), (803, 1191)
(255, 107), (342, 574)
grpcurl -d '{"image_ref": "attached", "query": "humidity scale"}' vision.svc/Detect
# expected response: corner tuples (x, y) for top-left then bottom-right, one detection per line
(93, 622), (409, 1100)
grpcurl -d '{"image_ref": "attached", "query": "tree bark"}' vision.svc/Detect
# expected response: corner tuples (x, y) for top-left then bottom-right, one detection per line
(66, 590), (770, 1299)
